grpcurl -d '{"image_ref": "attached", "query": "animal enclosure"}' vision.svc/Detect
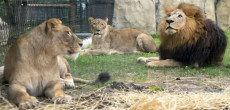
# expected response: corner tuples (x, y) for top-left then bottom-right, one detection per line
(0, 0), (115, 65)
(0, 0), (230, 110)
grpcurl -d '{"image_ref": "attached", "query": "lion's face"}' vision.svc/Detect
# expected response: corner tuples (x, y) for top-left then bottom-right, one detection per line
(164, 9), (186, 35)
(46, 19), (82, 59)
(159, 4), (206, 50)
(88, 17), (108, 38)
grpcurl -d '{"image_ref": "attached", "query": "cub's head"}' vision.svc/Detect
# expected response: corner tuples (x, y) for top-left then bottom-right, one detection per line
(160, 4), (205, 35)
(45, 18), (82, 59)
(88, 17), (108, 38)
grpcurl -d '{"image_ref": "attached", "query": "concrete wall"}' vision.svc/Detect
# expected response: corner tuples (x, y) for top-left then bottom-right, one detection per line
(155, 0), (216, 29)
(113, 0), (230, 34)
(217, 0), (230, 31)
(113, 0), (156, 34)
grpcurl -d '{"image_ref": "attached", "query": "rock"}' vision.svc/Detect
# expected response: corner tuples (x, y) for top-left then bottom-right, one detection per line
(113, 0), (156, 34)
(0, 18), (9, 46)
(156, 0), (216, 29)
(216, 0), (230, 31)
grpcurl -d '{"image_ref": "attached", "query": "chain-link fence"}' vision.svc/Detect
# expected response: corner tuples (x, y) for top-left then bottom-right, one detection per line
(0, 0), (114, 66)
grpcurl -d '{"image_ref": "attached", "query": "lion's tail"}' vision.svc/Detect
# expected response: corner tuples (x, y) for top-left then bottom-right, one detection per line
(73, 72), (110, 84)
(82, 37), (92, 49)
(0, 66), (4, 79)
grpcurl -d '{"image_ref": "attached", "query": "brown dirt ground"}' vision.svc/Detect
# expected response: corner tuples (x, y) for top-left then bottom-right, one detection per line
(1, 74), (230, 110)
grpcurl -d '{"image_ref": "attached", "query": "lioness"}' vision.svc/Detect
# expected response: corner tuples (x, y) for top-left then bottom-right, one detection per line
(3, 18), (83, 109)
(80, 17), (158, 55)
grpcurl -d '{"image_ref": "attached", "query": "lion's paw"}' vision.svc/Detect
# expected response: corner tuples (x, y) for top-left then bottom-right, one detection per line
(52, 95), (72, 104)
(146, 57), (160, 62)
(18, 96), (39, 109)
(137, 57), (148, 63)
(146, 61), (159, 67)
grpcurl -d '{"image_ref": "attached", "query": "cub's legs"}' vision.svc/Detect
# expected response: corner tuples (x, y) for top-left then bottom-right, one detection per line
(44, 80), (72, 104)
(136, 34), (158, 53)
(8, 84), (38, 109)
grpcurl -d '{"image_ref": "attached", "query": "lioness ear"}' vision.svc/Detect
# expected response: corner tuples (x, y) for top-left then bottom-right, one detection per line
(104, 17), (108, 23)
(45, 18), (62, 33)
(88, 17), (94, 23)
(164, 6), (176, 14)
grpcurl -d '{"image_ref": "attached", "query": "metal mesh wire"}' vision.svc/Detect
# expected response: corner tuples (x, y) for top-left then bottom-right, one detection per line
(0, 0), (114, 66)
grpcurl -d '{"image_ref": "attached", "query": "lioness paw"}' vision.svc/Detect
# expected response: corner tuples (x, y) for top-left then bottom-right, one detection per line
(52, 95), (72, 104)
(60, 78), (65, 88)
(137, 57), (148, 63)
(18, 96), (39, 109)
(64, 78), (75, 88)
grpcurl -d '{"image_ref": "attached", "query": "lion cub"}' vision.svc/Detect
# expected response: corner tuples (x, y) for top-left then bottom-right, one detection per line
(80, 17), (158, 55)
(3, 18), (83, 109)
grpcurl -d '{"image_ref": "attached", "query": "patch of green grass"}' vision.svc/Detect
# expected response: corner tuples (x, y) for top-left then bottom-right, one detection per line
(67, 53), (158, 82)
(149, 86), (164, 91)
(68, 32), (230, 84)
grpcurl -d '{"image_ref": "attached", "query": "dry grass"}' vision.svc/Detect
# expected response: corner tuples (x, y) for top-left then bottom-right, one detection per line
(131, 91), (230, 110)
(1, 81), (230, 110)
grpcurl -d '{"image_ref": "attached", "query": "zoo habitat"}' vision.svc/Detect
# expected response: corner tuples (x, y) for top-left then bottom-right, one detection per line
(0, 0), (230, 110)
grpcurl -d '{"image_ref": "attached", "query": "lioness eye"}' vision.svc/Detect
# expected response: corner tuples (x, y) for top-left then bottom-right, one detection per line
(101, 23), (104, 26)
(168, 14), (171, 17)
(178, 15), (182, 18)
(66, 31), (71, 36)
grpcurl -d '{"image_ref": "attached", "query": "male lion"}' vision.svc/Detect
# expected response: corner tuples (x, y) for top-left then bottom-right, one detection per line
(80, 17), (158, 55)
(3, 18), (87, 109)
(138, 4), (227, 67)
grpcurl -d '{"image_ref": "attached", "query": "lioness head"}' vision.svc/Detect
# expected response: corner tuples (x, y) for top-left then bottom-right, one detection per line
(45, 18), (82, 59)
(88, 17), (108, 38)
